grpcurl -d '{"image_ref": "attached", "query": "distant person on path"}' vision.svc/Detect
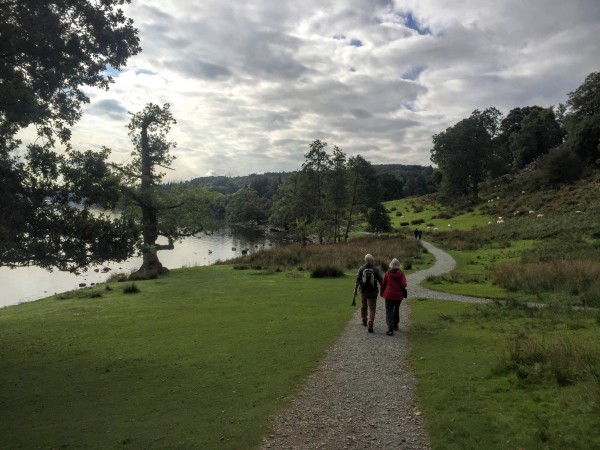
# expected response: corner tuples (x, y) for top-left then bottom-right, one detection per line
(414, 228), (419, 239)
(354, 254), (383, 333)
(380, 258), (407, 336)
(417, 229), (422, 240)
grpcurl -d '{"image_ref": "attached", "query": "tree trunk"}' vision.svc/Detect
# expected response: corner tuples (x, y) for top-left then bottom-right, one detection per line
(130, 249), (168, 280)
(129, 115), (169, 280)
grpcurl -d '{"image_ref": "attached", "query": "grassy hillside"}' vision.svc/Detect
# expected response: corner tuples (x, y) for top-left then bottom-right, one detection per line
(393, 172), (600, 449)
(386, 171), (600, 306)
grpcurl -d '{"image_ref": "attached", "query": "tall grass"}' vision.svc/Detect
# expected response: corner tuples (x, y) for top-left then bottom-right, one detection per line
(496, 332), (599, 386)
(492, 259), (600, 306)
(222, 235), (423, 273)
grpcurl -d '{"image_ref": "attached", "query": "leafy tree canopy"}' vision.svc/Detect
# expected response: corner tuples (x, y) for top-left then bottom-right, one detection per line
(0, 0), (141, 272)
(563, 71), (600, 165)
(0, 0), (140, 145)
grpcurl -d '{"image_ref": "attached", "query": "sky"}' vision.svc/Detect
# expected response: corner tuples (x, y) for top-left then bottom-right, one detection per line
(44, 0), (600, 181)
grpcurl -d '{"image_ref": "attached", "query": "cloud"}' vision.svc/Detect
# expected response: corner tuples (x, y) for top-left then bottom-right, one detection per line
(86, 99), (128, 121)
(56, 0), (600, 179)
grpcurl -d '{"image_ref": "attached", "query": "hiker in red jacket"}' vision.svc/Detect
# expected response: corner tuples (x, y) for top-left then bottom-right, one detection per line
(380, 258), (407, 336)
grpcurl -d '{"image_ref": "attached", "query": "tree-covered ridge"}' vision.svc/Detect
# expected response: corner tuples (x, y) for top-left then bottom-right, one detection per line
(431, 72), (600, 204)
(182, 163), (436, 199)
(173, 157), (436, 241)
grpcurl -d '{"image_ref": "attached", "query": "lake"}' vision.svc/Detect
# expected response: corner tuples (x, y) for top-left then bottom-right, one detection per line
(0, 226), (286, 309)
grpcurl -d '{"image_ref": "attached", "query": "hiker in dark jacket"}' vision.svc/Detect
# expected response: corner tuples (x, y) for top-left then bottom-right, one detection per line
(354, 254), (383, 333)
(380, 258), (407, 336)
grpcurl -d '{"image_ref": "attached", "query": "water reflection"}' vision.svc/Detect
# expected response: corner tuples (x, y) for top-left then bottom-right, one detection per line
(0, 226), (284, 308)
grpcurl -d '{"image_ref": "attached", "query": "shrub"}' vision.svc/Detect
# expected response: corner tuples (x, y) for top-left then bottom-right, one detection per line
(536, 146), (584, 186)
(310, 266), (344, 278)
(400, 221), (409, 226)
(123, 283), (140, 294)
(106, 272), (127, 282)
(410, 218), (425, 225)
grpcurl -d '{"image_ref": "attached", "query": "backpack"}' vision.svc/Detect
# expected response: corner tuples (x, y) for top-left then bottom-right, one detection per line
(361, 267), (377, 292)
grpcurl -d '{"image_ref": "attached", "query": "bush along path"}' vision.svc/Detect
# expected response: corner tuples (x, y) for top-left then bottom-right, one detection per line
(260, 239), (496, 450)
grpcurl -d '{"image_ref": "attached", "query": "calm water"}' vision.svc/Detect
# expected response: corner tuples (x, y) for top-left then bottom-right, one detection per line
(0, 227), (284, 308)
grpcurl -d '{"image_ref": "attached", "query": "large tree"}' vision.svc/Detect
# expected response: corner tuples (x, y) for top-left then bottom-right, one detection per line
(301, 139), (332, 243)
(509, 107), (563, 169)
(225, 187), (268, 225)
(343, 155), (380, 242)
(431, 108), (501, 203)
(492, 106), (543, 176)
(325, 145), (349, 243)
(0, 0), (141, 271)
(562, 71), (600, 166)
(119, 103), (208, 280)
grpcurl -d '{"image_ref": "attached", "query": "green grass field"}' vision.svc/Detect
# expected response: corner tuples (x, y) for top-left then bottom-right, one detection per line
(0, 266), (353, 449)
(409, 298), (600, 450)
(386, 196), (494, 232)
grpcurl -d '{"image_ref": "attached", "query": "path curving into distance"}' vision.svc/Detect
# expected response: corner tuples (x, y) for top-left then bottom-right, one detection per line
(407, 240), (495, 305)
(260, 239), (492, 449)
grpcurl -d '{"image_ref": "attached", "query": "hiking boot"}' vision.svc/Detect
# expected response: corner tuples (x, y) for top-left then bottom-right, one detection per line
(362, 319), (367, 327)
(393, 326), (399, 331)
(368, 326), (373, 333)
(386, 331), (394, 336)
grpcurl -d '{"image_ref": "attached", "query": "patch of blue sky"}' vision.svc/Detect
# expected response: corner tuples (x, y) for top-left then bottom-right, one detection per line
(400, 12), (431, 36)
(402, 65), (426, 81)
(103, 64), (121, 78)
(350, 38), (363, 47)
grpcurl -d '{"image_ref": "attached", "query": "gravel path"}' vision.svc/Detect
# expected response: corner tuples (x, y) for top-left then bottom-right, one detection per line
(260, 239), (491, 450)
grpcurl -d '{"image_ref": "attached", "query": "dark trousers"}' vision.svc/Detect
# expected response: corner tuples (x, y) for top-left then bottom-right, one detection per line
(385, 299), (401, 332)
